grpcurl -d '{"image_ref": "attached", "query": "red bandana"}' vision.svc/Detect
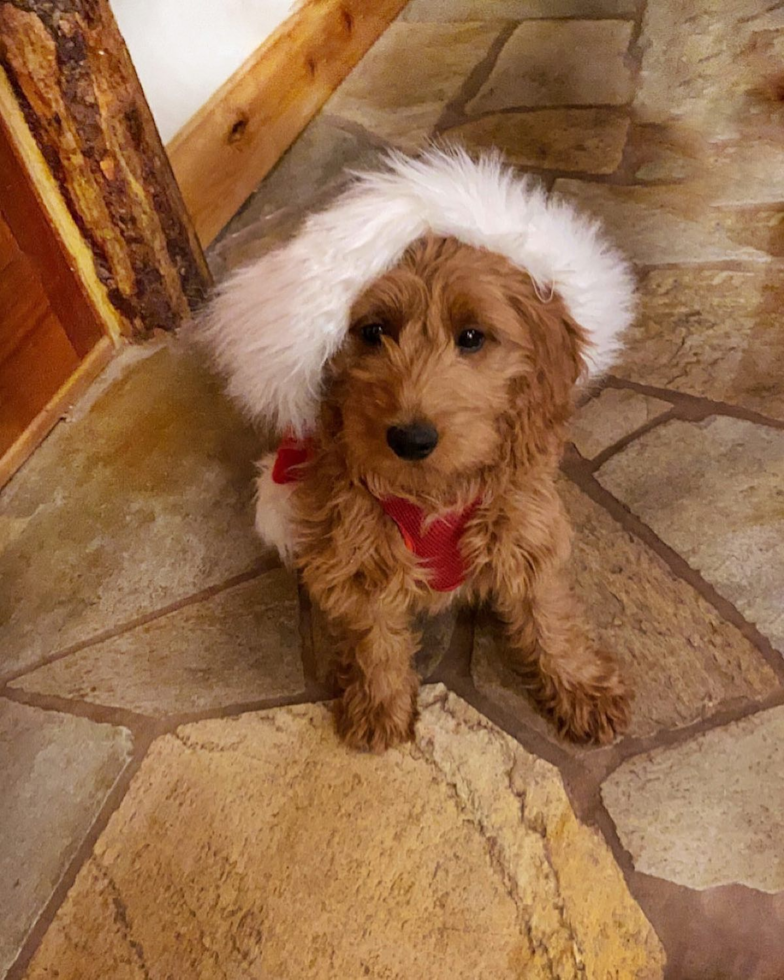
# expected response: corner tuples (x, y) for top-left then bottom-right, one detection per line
(271, 435), (477, 592)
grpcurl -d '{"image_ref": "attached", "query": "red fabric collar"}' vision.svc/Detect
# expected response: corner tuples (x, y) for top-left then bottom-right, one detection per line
(272, 435), (477, 592)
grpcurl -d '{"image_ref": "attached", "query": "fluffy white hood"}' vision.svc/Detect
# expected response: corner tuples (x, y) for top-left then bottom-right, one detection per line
(202, 148), (635, 435)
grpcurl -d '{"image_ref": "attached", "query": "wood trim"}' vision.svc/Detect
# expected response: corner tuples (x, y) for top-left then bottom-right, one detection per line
(0, 335), (114, 489)
(168, 0), (408, 247)
(0, 0), (211, 340)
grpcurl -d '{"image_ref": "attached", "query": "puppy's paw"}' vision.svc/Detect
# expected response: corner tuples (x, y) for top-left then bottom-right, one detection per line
(335, 682), (418, 754)
(546, 656), (632, 746)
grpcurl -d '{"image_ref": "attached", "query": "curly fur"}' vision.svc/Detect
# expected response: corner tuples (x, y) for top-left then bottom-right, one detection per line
(202, 152), (634, 751)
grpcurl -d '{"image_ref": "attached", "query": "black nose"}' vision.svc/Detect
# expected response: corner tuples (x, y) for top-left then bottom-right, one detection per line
(386, 422), (439, 461)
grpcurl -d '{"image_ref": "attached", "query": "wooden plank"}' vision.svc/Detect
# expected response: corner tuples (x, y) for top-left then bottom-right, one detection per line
(168, 0), (408, 247)
(0, 0), (211, 340)
(0, 94), (111, 483)
(0, 335), (114, 488)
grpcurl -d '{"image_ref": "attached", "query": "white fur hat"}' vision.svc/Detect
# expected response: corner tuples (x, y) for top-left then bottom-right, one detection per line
(202, 147), (635, 436)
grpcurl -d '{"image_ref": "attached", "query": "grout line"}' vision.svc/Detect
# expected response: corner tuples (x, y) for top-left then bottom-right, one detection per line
(0, 681), (326, 732)
(0, 556), (281, 687)
(737, 0), (784, 24)
(493, 161), (637, 187)
(434, 22), (518, 132)
(155, 690), (328, 729)
(608, 0), (648, 185)
(0, 687), (152, 731)
(428, 609), (474, 685)
(4, 723), (163, 980)
(580, 405), (679, 471)
(405, 14), (642, 25)
(566, 774), (639, 877)
(602, 375), (784, 431)
(437, 667), (578, 771)
(490, 14), (640, 22)
(562, 457), (784, 684)
(295, 581), (336, 702)
(441, 102), (633, 120)
(318, 113), (396, 152)
(635, 257), (784, 272)
(599, 688), (784, 781)
(436, 112), (650, 191)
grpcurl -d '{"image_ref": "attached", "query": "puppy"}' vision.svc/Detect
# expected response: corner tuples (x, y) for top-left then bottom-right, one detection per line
(203, 150), (635, 752)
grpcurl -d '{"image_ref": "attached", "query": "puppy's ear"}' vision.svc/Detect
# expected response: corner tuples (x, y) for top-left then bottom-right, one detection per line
(507, 275), (588, 433)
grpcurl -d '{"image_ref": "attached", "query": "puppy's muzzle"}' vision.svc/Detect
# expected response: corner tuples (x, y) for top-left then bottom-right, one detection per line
(386, 422), (439, 461)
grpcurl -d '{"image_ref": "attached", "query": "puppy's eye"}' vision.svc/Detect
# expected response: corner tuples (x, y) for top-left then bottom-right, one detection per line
(360, 323), (386, 347)
(456, 327), (485, 352)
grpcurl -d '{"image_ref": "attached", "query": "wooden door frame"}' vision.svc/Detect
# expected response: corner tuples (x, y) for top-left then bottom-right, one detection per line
(0, 99), (115, 484)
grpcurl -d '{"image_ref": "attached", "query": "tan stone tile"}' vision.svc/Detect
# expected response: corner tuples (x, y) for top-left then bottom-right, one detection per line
(24, 688), (664, 979)
(208, 117), (388, 280)
(602, 705), (784, 891)
(553, 181), (772, 265)
(634, 0), (784, 140)
(701, 141), (784, 207)
(446, 109), (629, 174)
(569, 388), (670, 459)
(0, 344), (265, 676)
(325, 23), (501, 151)
(466, 21), (634, 114)
(401, 0), (635, 19)
(472, 481), (777, 741)
(628, 128), (784, 207)
(10, 571), (303, 716)
(0, 700), (131, 975)
(720, 206), (784, 258)
(616, 267), (784, 420)
(596, 416), (784, 653)
(625, 125), (705, 184)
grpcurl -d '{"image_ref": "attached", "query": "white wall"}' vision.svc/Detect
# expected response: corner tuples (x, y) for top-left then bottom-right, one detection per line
(111, 0), (297, 144)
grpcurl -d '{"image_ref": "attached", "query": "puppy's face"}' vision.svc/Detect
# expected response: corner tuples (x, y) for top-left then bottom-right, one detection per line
(324, 236), (586, 498)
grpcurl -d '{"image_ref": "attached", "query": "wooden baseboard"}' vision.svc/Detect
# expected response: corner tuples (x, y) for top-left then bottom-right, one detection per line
(0, 336), (116, 488)
(167, 0), (408, 248)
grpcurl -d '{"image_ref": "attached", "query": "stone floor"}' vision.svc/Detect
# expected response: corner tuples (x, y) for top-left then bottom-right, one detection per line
(2, 1), (784, 977)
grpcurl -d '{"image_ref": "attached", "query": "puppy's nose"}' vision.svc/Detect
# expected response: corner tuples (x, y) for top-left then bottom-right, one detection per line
(386, 422), (439, 461)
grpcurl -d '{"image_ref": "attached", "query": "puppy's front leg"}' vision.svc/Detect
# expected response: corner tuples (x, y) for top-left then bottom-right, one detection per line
(331, 595), (420, 754)
(493, 545), (631, 745)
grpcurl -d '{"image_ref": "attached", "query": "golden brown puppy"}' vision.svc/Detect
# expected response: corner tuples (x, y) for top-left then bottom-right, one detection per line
(202, 150), (635, 752)
(292, 236), (629, 752)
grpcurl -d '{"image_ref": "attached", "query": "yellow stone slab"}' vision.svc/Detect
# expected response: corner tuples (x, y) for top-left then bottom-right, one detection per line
(25, 687), (663, 979)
